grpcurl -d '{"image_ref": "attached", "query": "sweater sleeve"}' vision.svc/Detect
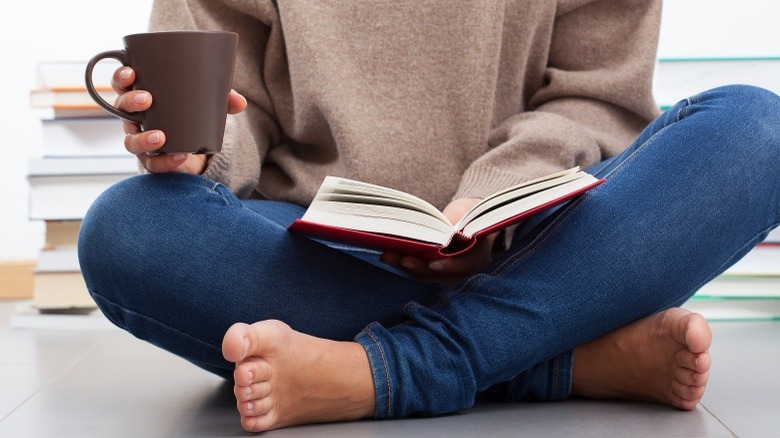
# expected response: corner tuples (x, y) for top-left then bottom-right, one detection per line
(148, 0), (281, 198)
(453, 0), (662, 201)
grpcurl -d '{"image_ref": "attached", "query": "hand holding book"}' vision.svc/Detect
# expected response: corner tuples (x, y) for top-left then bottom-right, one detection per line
(381, 196), (499, 284)
(289, 167), (604, 260)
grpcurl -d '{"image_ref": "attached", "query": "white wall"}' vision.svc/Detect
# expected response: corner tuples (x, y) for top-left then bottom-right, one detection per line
(0, 1), (153, 260)
(0, 0), (778, 261)
(658, 0), (780, 59)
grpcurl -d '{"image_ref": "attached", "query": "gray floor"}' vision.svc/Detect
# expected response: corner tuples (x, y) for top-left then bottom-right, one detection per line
(0, 301), (778, 438)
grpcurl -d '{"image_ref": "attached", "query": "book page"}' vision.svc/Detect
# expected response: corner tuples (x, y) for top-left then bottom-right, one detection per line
(459, 175), (598, 238)
(316, 177), (451, 225)
(454, 167), (581, 230)
(301, 200), (455, 245)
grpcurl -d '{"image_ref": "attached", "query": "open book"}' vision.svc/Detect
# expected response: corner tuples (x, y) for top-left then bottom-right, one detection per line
(289, 167), (604, 259)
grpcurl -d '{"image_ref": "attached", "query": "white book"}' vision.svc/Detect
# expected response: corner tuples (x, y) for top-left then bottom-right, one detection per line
(684, 298), (780, 322)
(765, 227), (780, 244)
(28, 157), (138, 220)
(28, 174), (134, 221)
(40, 117), (126, 158)
(722, 245), (780, 277)
(30, 88), (116, 109)
(34, 106), (113, 120)
(35, 247), (80, 273)
(32, 248), (95, 310)
(693, 276), (780, 299)
(36, 60), (119, 90)
(10, 301), (115, 331)
(653, 57), (780, 108)
(28, 156), (138, 176)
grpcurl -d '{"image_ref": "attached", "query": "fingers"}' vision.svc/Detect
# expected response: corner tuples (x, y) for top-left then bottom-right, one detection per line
(136, 153), (207, 175)
(381, 249), (489, 285)
(111, 67), (135, 94)
(124, 129), (163, 155)
(115, 89), (152, 115)
(110, 65), (225, 175)
(136, 152), (186, 173)
(228, 89), (248, 114)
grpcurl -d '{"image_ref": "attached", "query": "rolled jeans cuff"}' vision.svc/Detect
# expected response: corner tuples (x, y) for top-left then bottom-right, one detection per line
(355, 323), (393, 419)
(547, 351), (573, 400)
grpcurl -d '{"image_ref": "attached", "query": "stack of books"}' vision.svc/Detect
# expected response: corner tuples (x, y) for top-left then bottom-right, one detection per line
(686, 230), (780, 321)
(653, 57), (780, 321)
(26, 61), (138, 312)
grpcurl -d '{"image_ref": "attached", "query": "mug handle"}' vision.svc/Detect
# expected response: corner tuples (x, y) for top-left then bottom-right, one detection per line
(85, 50), (143, 124)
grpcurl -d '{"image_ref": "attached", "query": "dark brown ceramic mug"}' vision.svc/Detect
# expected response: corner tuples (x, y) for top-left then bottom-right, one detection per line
(85, 31), (238, 154)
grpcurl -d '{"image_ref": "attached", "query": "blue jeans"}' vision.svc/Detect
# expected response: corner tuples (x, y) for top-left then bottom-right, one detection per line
(78, 85), (780, 418)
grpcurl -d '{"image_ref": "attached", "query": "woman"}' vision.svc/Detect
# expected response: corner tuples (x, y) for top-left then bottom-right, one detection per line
(79, 0), (779, 432)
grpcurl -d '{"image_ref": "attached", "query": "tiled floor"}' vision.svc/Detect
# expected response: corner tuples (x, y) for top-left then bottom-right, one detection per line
(1, 301), (778, 438)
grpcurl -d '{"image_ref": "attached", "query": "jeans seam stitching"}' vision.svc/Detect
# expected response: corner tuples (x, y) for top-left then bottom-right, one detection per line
(552, 355), (559, 399)
(362, 328), (393, 418)
(88, 289), (223, 355)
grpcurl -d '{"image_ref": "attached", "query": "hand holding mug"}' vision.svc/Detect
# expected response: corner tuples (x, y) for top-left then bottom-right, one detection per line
(86, 31), (244, 174)
(111, 66), (247, 174)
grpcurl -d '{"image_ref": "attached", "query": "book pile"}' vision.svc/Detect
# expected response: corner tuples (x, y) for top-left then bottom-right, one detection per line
(26, 61), (138, 313)
(653, 57), (780, 321)
(685, 229), (780, 321)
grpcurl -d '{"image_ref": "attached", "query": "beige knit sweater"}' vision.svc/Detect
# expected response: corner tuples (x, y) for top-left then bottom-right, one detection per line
(150, 0), (661, 210)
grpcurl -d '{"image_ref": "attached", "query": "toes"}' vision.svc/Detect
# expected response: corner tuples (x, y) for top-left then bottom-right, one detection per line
(241, 411), (278, 433)
(223, 322), (252, 362)
(675, 349), (712, 373)
(671, 378), (706, 403)
(673, 366), (698, 386)
(682, 312), (712, 354)
(238, 394), (274, 417)
(234, 380), (272, 402)
(234, 359), (273, 387)
(674, 366), (710, 387)
(692, 351), (712, 373)
(223, 319), (291, 363)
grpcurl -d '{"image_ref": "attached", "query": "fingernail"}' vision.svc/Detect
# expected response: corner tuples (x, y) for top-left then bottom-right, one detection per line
(401, 260), (416, 270)
(119, 68), (132, 80)
(243, 338), (250, 358)
(133, 92), (148, 104)
(171, 153), (186, 162)
(429, 261), (444, 272)
(147, 132), (160, 144)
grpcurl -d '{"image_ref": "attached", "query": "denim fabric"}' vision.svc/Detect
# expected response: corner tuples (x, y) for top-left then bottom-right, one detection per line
(79, 85), (780, 418)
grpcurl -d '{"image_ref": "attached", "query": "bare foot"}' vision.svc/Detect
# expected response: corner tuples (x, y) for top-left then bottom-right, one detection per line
(222, 320), (375, 432)
(571, 308), (712, 410)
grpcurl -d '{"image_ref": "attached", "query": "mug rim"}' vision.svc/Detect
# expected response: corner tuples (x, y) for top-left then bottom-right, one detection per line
(124, 30), (238, 40)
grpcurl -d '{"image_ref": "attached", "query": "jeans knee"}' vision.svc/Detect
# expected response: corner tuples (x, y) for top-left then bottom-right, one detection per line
(78, 176), (146, 301)
(78, 172), (236, 299)
(702, 84), (779, 132)
(688, 85), (780, 164)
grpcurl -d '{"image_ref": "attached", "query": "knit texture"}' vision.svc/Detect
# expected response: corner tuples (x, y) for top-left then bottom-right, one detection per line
(150, 0), (661, 210)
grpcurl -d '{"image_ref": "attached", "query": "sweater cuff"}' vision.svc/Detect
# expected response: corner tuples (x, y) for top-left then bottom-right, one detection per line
(201, 114), (260, 198)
